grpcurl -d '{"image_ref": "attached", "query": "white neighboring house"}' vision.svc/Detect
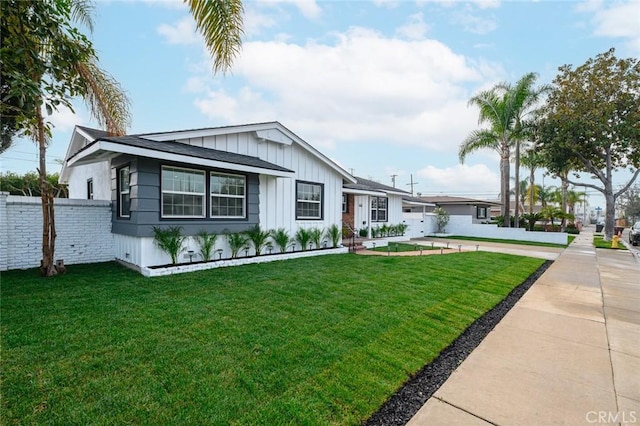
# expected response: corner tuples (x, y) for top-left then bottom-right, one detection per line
(60, 122), (356, 268)
(342, 177), (418, 238)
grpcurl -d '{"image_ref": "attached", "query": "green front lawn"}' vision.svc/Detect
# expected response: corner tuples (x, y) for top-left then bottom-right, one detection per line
(431, 235), (575, 248)
(2, 253), (544, 424)
(368, 242), (447, 252)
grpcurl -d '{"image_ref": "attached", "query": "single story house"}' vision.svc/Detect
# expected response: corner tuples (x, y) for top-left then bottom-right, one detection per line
(342, 177), (415, 238)
(60, 122), (356, 268)
(403, 196), (501, 224)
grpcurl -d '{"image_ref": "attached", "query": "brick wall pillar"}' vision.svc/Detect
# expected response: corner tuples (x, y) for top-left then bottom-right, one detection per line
(0, 192), (8, 271)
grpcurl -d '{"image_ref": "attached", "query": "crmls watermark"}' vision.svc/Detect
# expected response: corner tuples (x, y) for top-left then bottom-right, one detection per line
(586, 411), (638, 424)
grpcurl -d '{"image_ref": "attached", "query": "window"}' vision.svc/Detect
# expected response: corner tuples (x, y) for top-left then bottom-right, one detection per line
(342, 194), (348, 213)
(477, 206), (487, 219)
(161, 166), (205, 217)
(296, 181), (323, 220)
(118, 167), (130, 218)
(87, 178), (93, 200)
(210, 172), (246, 218)
(371, 197), (388, 222)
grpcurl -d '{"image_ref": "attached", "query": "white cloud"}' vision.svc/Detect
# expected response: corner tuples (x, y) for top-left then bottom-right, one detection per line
(452, 10), (497, 35)
(157, 17), (200, 45)
(417, 163), (500, 197)
(373, 0), (400, 9)
(579, 0), (640, 55)
(47, 105), (82, 132)
(396, 12), (430, 40)
(255, 0), (321, 19)
(190, 26), (502, 154)
(473, 0), (500, 10)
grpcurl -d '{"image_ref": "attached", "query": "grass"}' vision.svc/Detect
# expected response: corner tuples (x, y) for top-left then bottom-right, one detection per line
(593, 235), (628, 250)
(2, 253), (544, 425)
(431, 235), (575, 248)
(368, 242), (446, 252)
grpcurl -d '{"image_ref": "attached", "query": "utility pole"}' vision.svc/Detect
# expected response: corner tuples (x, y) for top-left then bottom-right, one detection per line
(390, 174), (398, 188)
(406, 174), (419, 196)
(349, 168), (355, 175)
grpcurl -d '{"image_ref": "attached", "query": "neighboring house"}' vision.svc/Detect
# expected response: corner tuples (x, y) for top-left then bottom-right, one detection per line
(60, 122), (355, 268)
(404, 196), (501, 224)
(342, 176), (411, 237)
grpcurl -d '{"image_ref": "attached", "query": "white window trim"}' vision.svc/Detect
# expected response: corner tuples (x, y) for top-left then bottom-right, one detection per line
(119, 167), (130, 218)
(210, 171), (246, 219)
(371, 196), (388, 222)
(296, 181), (323, 220)
(161, 165), (206, 218)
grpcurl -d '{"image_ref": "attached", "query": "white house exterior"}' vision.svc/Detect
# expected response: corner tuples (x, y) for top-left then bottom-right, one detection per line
(60, 122), (355, 268)
(342, 177), (413, 238)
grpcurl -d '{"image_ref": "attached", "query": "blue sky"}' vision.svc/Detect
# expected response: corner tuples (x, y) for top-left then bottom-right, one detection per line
(3, 0), (639, 210)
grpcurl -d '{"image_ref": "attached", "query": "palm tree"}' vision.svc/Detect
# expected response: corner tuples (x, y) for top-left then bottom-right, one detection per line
(510, 178), (529, 219)
(520, 147), (545, 215)
(186, 0), (244, 74)
(566, 187), (587, 218)
(4, 0), (131, 276)
(538, 184), (556, 208)
(460, 73), (549, 227)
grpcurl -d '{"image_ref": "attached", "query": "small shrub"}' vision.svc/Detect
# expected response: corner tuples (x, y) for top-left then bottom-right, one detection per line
(270, 228), (291, 253)
(434, 207), (450, 233)
(371, 226), (380, 238)
(397, 223), (408, 236)
(309, 227), (324, 249)
(358, 228), (368, 238)
(195, 230), (217, 261)
(245, 224), (271, 256)
(295, 228), (312, 251)
(226, 231), (249, 259)
(152, 226), (186, 264)
(325, 224), (341, 248)
(379, 224), (389, 237)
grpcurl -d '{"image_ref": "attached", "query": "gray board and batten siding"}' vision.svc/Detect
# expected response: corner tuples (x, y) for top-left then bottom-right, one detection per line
(109, 155), (260, 238)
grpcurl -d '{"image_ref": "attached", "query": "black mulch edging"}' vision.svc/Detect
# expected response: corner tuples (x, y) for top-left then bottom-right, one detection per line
(365, 260), (553, 426)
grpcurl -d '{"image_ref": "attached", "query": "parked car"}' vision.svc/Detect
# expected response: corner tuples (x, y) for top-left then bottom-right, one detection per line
(630, 222), (640, 246)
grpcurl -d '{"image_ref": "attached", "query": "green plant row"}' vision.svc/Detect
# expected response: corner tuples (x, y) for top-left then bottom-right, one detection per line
(358, 223), (409, 238)
(153, 224), (343, 264)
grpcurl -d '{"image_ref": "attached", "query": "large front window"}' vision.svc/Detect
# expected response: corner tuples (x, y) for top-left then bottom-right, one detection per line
(118, 167), (130, 218)
(296, 181), (323, 220)
(371, 197), (388, 222)
(210, 172), (246, 218)
(161, 166), (205, 217)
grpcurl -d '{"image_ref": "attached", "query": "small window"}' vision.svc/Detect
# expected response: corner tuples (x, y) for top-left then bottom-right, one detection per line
(296, 181), (323, 220)
(161, 166), (205, 218)
(118, 167), (130, 218)
(477, 206), (487, 219)
(342, 194), (348, 213)
(210, 172), (246, 218)
(371, 197), (388, 222)
(87, 178), (93, 200)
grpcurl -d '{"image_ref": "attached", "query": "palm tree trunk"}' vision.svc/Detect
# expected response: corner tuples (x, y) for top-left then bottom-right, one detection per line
(501, 150), (511, 227)
(36, 107), (57, 277)
(529, 166), (535, 215)
(514, 141), (520, 228)
(560, 172), (568, 233)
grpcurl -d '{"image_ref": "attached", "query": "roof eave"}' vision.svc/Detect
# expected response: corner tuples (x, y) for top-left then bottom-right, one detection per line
(67, 140), (296, 178)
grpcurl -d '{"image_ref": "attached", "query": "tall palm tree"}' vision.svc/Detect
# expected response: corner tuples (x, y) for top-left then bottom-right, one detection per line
(4, 0), (131, 276)
(460, 73), (548, 227)
(520, 147), (545, 215)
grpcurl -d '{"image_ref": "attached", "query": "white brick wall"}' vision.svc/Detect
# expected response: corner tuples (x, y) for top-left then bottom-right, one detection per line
(0, 193), (114, 271)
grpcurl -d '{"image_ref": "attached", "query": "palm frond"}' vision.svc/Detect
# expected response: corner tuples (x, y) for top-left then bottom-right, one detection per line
(75, 59), (131, 136)
(186, 0), (244, 75)
(458, 129), (500, 163)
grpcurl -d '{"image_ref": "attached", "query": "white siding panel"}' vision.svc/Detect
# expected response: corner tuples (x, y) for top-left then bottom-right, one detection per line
(68, 161), (111, 200)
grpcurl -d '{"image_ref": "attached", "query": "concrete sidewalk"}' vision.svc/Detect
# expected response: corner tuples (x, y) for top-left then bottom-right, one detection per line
(408, 228), (640, 425)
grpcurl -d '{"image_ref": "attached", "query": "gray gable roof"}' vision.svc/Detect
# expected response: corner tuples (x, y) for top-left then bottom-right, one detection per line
(71, 135), (294, 173)
(344, 176), (411, 195)
(76, 125), (110, 140)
